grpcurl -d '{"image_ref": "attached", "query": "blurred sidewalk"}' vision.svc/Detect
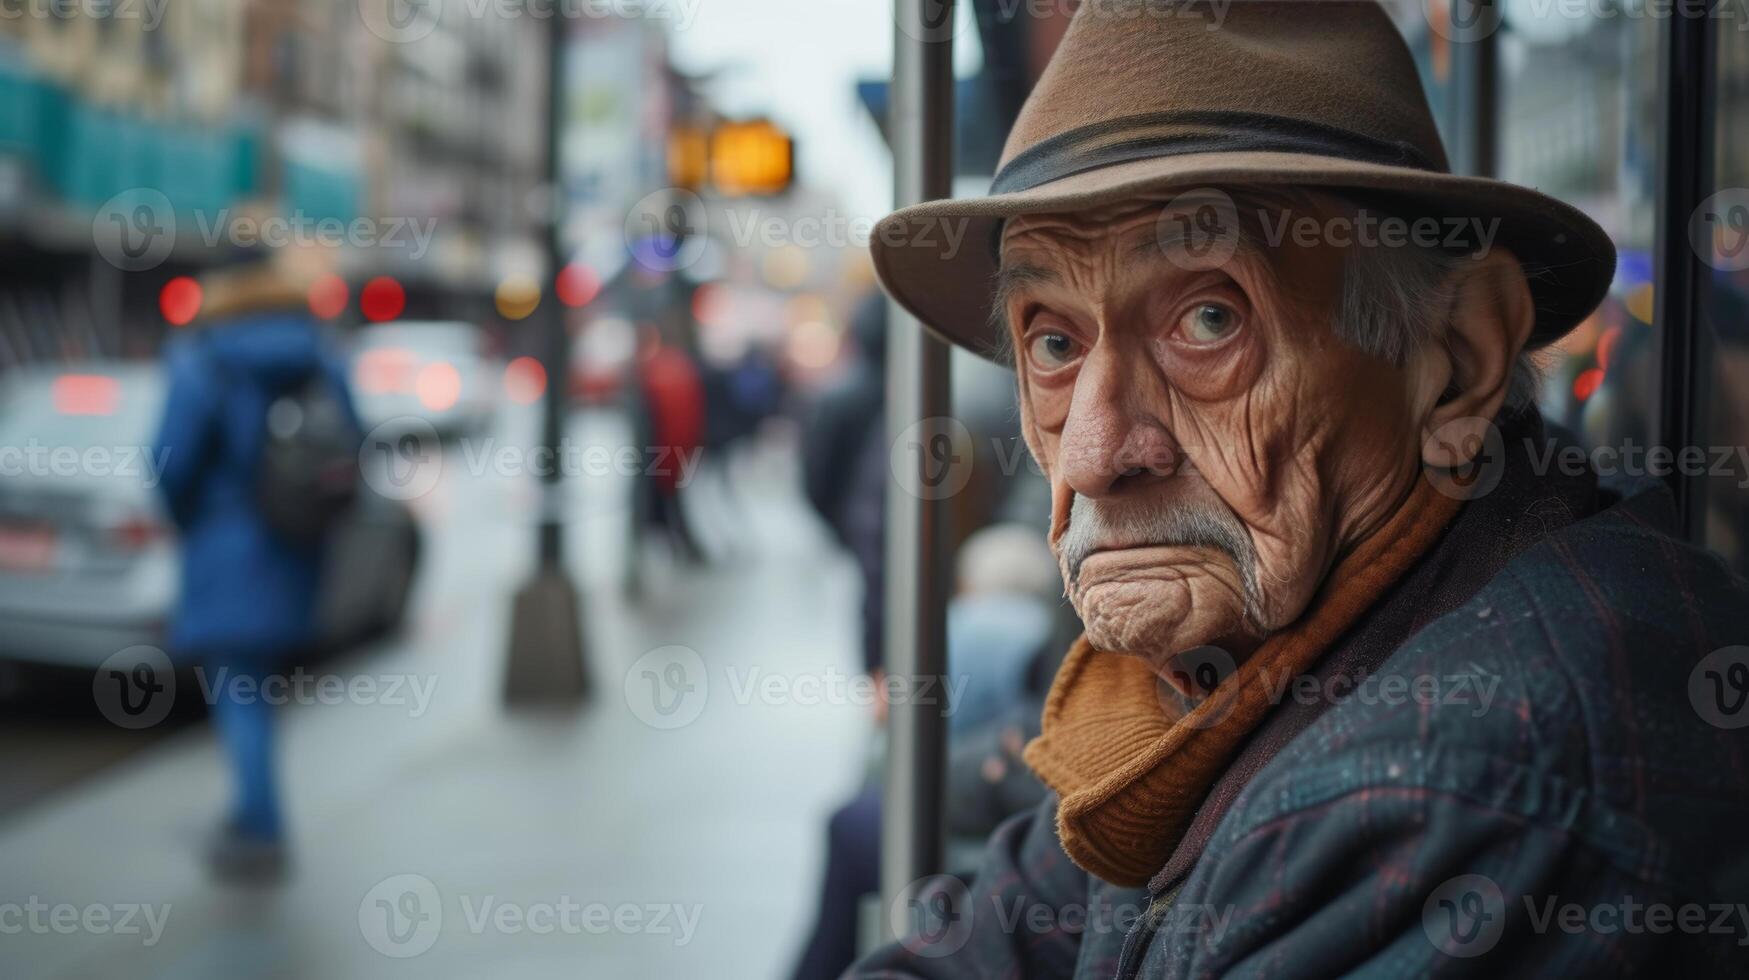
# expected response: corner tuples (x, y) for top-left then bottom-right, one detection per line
(0, 408), (869, 979)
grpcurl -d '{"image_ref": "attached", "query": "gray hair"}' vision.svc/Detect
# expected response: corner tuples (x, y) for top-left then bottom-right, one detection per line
(1331, 197), (1542, 412)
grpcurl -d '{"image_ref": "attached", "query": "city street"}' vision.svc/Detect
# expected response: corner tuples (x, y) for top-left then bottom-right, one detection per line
(0, 404), (870, 979)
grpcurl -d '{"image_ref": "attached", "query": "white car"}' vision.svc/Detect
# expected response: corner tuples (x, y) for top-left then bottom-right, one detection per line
(350, 320), (498, 437)
(0, 363), (419, 670)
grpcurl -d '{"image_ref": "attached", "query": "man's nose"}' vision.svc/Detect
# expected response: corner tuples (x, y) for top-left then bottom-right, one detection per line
(1057, 353), (1181, 499)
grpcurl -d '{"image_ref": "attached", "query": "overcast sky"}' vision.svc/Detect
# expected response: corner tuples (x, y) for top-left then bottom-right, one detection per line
(667, 0), (983, 221)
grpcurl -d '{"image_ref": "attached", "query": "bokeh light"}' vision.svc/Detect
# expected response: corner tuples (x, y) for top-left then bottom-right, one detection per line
(1573, 367), (1605, 401)
(787, 318), (840, 370)
(504, 356), (547, 404)
(308, 274), (349, 320)
(158, 277), (202, 326)
(691, 282), (731, 330)
(495, 276), (542, 320)
(360, 277), (405, 322)
(760, 245), (809, 291)
(555, 263), (601, 308)
(416, 360), (462, 411)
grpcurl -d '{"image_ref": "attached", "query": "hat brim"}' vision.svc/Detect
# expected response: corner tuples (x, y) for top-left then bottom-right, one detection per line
(869, 151), (1616, 361)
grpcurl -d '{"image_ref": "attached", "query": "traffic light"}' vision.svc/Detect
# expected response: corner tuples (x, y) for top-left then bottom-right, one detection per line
(667, 124), (710, 191)
(707, 119), (793, 197)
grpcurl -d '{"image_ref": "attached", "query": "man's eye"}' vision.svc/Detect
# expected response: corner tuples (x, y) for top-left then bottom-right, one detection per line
(1028, 332), (1081, 368)
(1181, 303), (1238, 343)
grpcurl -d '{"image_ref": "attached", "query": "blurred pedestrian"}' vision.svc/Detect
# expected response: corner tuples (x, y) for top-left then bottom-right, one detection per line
(152, 252), (360, 883)
(788, 523), (1066, 980)
(634, 329), (707, 563)
(800, 292), (886, 548)
(800, 292), (889, 673)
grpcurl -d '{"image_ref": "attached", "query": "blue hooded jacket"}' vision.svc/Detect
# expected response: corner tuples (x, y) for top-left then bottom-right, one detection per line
(153, 312), (357, 658)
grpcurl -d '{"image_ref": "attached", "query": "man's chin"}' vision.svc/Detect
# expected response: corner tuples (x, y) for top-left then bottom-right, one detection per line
(1070, 567), (1249, 667)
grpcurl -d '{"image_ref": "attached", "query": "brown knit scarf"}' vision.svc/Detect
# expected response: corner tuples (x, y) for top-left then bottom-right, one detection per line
(1023, 476), (1463, 886)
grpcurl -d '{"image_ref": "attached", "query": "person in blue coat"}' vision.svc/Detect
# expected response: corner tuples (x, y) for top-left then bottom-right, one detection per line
(152, 258), (357, 881)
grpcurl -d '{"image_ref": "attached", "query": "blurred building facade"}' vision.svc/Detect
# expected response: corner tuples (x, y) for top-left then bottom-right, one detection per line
(0, 0), (552, 359)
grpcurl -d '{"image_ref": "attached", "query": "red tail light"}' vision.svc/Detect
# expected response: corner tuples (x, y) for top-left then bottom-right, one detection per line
(109, 515), (166, 552)
(53, 375), (119, 416)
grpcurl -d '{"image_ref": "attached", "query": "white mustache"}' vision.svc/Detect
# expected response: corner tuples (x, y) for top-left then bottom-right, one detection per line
(1058, 494), (1259, 607)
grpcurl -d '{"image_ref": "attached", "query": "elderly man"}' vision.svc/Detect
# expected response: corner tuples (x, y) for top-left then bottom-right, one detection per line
(854, 1), (1749, 976)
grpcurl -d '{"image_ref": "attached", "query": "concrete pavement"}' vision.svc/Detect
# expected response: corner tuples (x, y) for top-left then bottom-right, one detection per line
(0, 407), (871, 979)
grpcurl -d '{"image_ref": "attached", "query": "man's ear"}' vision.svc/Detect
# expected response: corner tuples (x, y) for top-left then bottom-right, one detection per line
(1419, 248), (1535, 469)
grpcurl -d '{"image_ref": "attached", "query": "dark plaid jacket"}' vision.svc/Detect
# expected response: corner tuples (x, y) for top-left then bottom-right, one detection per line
(852, 414), (1749, 978)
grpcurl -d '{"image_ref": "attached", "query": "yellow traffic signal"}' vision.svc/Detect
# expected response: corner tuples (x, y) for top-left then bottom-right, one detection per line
(668, 124), (710, 191)
(709, 119), (793, 197)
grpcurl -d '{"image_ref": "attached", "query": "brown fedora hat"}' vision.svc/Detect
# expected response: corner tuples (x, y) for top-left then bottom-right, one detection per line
(870, 0), (1615, 360)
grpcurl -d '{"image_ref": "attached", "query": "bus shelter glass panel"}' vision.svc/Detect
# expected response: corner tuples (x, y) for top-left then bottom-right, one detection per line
(1498, 7), (1660, 456)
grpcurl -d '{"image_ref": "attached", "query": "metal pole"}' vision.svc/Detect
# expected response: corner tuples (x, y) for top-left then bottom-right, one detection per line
(538, 6), (569, 568)
(879, 0), (955, 932)
(1448, 0), (1499, 179)
(504, 7), (589, 705)
(1652, 0), (1716, 541)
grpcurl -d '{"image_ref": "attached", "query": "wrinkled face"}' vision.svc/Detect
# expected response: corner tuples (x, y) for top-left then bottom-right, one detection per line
(997, 191), (1429, 668)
